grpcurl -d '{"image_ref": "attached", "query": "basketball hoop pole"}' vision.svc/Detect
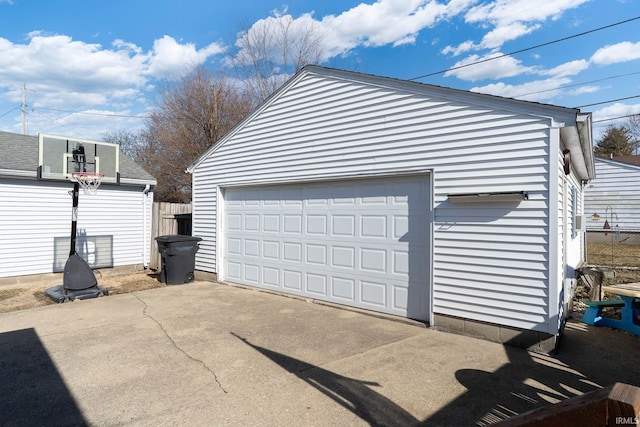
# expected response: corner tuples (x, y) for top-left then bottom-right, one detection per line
(69, 181), (80, 256)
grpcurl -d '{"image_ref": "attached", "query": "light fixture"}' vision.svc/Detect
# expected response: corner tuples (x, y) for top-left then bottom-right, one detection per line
(563, 149), (571, 175)
(591, 213), (600, 221)
(603, 219), (611, 230)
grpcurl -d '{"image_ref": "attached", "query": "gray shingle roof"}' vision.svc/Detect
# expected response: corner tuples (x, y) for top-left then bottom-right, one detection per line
(0, 130), (156, 184)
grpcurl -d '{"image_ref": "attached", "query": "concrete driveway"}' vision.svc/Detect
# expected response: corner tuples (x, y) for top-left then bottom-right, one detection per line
(1, 281), (639, 426)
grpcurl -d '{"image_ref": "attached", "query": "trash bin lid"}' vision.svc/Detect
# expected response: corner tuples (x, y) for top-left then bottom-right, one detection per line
(155, 235), (202, 243)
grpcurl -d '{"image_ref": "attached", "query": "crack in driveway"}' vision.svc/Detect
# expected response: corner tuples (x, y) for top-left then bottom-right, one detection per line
(132, 293), (227, 393)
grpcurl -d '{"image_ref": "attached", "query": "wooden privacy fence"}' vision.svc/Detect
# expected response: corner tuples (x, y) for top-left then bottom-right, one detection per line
(149, 202), (192, 271)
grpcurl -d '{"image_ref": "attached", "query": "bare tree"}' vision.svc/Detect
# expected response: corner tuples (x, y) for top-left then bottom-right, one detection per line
(102, 129), (148, 161)
(144, 67), (253, 202)
(231, 11), (325, 103)
(626, 114), (640, 155)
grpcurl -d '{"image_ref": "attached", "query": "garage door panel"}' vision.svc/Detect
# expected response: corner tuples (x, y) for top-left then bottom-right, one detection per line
(361, 280), (386, 307)
(360, 248), (386, 273)
(244, 264), (260, 283)
(306, 273), (327, 295)
(223, 175), (431, 320)
(306, 215), (327, 235)
(332, 246), (355, 269)
(306, 244), (327, 266)
(331, 277), (355, 301)
(283, 270), (302, 290)
(283, 215), (302, 233)
(331, 215), (355, 236)
(263, 240), (279, 259)
(244, 239), (259, 257)
(283, 242), (302, 262)
(263, 267), (280, 287)
(361, 215), (387, 238)
(263, 215), (280, 232)
(227, 261), (242, 281)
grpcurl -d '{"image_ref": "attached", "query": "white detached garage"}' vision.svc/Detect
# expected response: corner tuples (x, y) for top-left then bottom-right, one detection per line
(188, 66), (594, 342)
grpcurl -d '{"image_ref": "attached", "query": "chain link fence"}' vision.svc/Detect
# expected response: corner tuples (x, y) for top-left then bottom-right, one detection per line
(586, 231), (640, 268)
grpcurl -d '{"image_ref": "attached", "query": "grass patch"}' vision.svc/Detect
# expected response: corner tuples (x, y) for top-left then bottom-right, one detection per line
(107, 274), (165, 295)
(0, 288), (22, 301)
(0, 272), (166, 314)
(587, 242), (640, 267)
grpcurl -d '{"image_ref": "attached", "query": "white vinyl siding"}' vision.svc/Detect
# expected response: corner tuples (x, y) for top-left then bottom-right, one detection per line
(0, 179), (153, 278)
(192, 72), (568, 332)
(585, 158), (640, 232)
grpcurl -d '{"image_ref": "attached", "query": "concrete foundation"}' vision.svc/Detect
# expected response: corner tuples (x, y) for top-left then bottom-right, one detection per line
(433, 314), (557, 354)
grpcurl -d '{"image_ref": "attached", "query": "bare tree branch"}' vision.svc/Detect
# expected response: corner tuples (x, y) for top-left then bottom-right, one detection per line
(231, 11), (325, 103)
(140, 67), (252, 202)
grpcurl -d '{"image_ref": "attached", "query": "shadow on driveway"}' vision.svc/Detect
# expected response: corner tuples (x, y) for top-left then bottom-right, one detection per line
(233, 332), (419, 426)
(0, 328), (87, 426)
(235, 318), (640, 426)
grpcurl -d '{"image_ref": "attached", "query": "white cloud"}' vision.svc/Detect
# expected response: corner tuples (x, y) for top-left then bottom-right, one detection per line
(444, 52), (535, 81)
(593, 102), (640, 121)
(146, 35), (224, 79)
(480, 22), (540, 49)
(0, 32), (225, 137)
(441, 40), (476, 56)
(0, 33), (148, 99)
(236, 1), (477, 64)
(471, 77), (572, 102)
(590, 41), (640, 65)
(321, 0), (449, 50)
(465, 58), (593, 100)
(568, 85), (601, 96)
(26, 108), (146, 141)
(0, 32), (224, 106)
(453, 0), (590, 51)
(542, 59), (590, 78)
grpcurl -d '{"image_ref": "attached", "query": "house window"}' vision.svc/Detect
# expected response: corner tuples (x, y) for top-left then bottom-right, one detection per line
(571, 186), (578, 239)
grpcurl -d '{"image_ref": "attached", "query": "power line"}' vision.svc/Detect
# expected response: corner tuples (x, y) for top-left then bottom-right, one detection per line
(0, 106), (19, 118)
(409, 15), (640, 81)
(576, 95), (640, 108)
(512, 71), (640, 99)
(35, 106), (150, 119)
(593, 113), (640, 124)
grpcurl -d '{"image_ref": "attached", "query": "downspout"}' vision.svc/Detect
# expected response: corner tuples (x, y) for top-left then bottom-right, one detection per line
(142, 184), (151, 269)
(548, 124), (562, 336)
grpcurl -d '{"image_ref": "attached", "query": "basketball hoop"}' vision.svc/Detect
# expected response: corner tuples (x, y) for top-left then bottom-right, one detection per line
(71, 172), (104, 195)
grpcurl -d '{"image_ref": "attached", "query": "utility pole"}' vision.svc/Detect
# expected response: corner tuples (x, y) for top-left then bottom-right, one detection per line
(21, 83), (27, 135)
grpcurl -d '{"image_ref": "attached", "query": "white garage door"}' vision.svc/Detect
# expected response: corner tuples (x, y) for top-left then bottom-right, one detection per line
(222, 175), (431, 321)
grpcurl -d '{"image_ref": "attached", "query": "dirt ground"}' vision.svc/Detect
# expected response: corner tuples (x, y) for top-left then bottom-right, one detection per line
(0, 271), (166, 314)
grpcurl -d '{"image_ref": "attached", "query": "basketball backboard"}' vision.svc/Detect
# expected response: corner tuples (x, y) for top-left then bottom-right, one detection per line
(38, 134), (119, 183)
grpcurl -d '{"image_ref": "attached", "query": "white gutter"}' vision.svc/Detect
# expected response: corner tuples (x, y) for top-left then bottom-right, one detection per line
(559, 112), (595, 181)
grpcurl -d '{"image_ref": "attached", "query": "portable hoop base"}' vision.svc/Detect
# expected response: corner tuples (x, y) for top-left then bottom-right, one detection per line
(45, 254), (109, 303)
(45, 172), (108, 303)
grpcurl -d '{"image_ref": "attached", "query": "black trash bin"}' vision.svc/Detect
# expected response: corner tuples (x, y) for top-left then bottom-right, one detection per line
(155, 235), (202, 284)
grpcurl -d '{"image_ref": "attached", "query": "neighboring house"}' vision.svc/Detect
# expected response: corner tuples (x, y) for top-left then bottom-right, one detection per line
(187, 66), (594, 344)
(585, 156), (640, 232)
(0, 130), (157, 280)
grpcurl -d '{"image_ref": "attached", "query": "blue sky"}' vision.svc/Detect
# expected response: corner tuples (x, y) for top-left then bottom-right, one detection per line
(0, 0), (639, 141)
